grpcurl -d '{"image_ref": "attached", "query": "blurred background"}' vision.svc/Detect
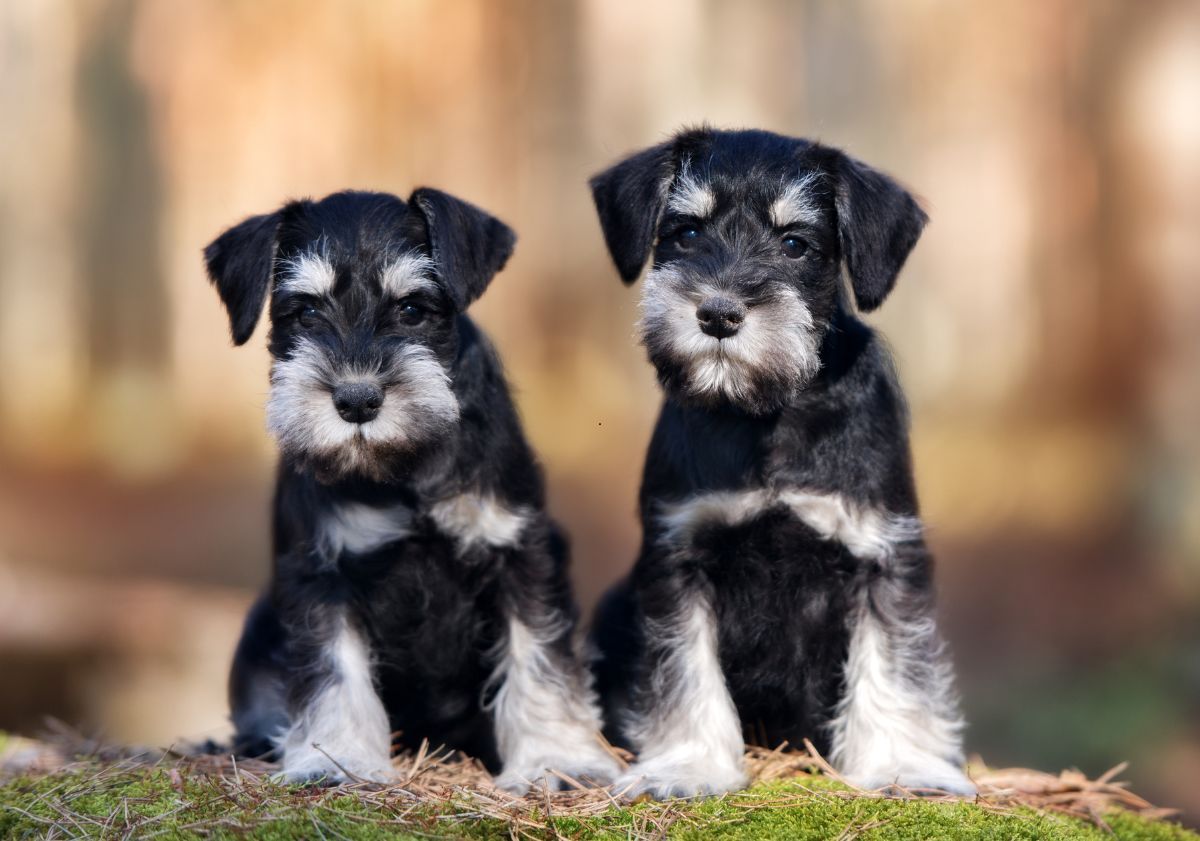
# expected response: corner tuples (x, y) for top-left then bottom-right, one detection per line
(1, 0), (1198, 823)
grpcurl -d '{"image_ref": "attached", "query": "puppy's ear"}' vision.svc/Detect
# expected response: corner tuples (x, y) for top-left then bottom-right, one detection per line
(408, 188), (515, 310)
(833, 152), (928, 312)
(203, 211), (281, 345)
(588, 142), (677, 284)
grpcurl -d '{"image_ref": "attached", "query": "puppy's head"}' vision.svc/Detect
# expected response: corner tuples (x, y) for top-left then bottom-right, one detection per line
(590, 128), (926, 414)
(204, 189), (514, 482)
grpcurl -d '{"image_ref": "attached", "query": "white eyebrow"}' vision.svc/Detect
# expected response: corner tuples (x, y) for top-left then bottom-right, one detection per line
(667, 165), (717, 219)
(769, 172), (823, 228)
(381, 251), (438, 298)
(278, 251), (337, 296)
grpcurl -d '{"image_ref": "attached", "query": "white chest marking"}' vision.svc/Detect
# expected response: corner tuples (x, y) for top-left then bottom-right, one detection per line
(658, 487), (920, 561)
(320, 502), (413, 557)
(429, 492), (530, 551)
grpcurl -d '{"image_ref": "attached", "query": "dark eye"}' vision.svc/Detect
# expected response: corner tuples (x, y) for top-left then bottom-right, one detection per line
(297, 304), (321, 328)
(398, 301), (426, 325)
(671, 226), (702, 249)
(781, 236), (809, 259)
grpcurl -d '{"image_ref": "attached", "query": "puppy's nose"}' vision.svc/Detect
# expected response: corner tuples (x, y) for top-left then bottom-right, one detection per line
(696, 296), (745, 339)
(332, 382), (384, 424)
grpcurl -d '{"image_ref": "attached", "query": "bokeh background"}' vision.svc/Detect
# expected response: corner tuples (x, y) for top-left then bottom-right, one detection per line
(2, 0), (1198, 823)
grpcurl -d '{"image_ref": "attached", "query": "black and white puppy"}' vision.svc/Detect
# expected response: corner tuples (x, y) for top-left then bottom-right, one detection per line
(587, 128), (972, 798)
(205, 189), (619, 790)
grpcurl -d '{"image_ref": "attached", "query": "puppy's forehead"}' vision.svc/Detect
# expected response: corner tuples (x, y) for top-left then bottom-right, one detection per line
(672, 164), (829, 227)
(669, 136), (832, 227)
(276, 193), (433, 297)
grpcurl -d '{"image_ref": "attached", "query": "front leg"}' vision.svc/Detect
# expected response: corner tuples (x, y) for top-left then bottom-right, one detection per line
(615, 584), (748, 799)
(829, 544), (974, 795)
(487, 529), (622, 793)
(278, 605), (394, 784)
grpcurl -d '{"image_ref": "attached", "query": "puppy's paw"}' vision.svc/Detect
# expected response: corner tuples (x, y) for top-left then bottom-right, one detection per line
(613, 759), (748, 800)
(846, 760), (975, 797)
(277, 747), (394, 786)
(495, 752), (623, 794)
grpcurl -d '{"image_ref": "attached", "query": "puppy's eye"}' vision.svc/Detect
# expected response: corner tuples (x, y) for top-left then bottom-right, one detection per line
(781, 236), (809, 259)
(671, 226), (702, 248)
(398, 301), (427, 326)
(298, 305), (321, 328)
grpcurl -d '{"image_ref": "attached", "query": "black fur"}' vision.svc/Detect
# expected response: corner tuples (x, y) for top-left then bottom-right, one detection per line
(587, 128), (967, 797)
(206, 190), (607, 787)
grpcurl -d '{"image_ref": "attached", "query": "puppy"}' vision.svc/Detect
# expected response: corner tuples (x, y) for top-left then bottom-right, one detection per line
(205, 189), (619, 790)
(587, 128), (973, 798)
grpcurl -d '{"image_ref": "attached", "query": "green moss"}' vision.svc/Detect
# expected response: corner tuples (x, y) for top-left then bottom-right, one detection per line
(0, 768), (1194, 840)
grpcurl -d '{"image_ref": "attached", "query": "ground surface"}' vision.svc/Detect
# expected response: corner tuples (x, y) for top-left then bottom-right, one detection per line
(1, 732), (1195, 840)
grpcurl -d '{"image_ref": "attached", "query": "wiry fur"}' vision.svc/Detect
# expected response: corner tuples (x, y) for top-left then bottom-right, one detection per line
(279, 616), (393, 782)
(381, 251), (439, 298)
(429, 492), (531, 553)
(266, 338), (460, 482)
(639, 266), (820, 411)
(488, 616), (618, 792)
(829, 579), (967, 792)
(319, 502), (413, 558)
(667, 163), (717, 219)
(769, 172), (824, 229)
(588, 128), (971, 799)
(613, 595), (747, 799)
(278, 248), (337, 296)
(208, 189), (616, 790)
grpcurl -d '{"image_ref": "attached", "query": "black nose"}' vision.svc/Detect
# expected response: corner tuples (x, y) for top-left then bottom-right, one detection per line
(332, 382), (384, 424)
(696, 296), (746, 339)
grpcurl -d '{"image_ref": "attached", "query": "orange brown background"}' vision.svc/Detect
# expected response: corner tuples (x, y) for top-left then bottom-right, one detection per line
(1, 0), (1197, 822)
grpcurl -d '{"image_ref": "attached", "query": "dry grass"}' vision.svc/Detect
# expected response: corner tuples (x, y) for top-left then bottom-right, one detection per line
(0, 719), (1180, 839)
(0, 726), (1183, 840)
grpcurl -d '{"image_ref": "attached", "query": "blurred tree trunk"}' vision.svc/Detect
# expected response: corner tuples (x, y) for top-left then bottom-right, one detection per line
(75, 0), (175, 475)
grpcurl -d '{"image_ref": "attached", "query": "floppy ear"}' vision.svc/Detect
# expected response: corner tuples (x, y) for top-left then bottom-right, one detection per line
(408, 187), (515, 310)
(588, 141), (677, 284)
(203, 211), (281, 345)
(833, 153), (928, 312)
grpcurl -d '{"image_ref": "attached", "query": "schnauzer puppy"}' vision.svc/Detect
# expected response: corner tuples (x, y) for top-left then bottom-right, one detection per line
(204, 189), (619, 790)
(587, 128), (972, 798)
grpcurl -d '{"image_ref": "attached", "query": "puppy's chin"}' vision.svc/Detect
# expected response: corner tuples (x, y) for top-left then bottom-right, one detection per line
(648, 350), (811, 416)
(639, 321), (821, 416)
(285, 423), (457, 484)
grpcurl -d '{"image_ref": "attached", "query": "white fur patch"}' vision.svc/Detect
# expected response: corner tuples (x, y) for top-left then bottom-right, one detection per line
(429, 492), (530, 552)
(320, 502), (413, 558)
(280, 618), (394, 782)
(667, 167), (716, 219)
(488, 617), (620, 792)
(616, 596), (747, 799)
(776, 490), (921, 560)
(769, 173), (823, 229)
(658, 488), (775, 544)
(381, 251), (438, 299)
(659, 487), (919, 561)
(639, 268), (821, 407)
(265, 338), (460, 479)
(828, 600), (973, 794)
(279, 250), (337, 296)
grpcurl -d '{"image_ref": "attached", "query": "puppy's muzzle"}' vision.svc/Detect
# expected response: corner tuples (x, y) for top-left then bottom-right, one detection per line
(696, 296), (746, 340)
(333, 382), (384, 424)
